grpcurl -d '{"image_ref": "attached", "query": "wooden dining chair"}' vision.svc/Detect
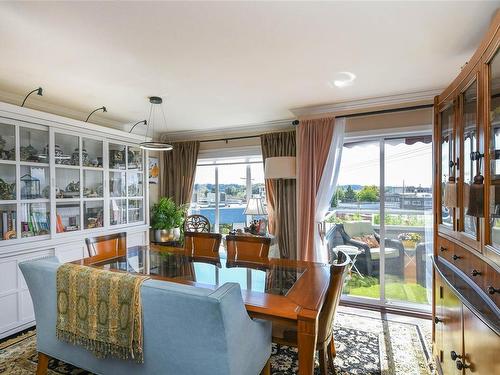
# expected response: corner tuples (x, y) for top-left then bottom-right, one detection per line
(272, 250), (350, 375)
(84, 232), (127, 264)
(184, 232), (222, 266)
(225, 235), (271, 265)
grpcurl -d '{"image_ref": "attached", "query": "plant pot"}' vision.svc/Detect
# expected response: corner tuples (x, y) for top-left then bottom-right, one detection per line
(154, 228), (181, 242)
(402, 240), (417, 250)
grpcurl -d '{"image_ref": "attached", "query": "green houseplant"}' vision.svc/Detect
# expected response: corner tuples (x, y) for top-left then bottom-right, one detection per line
(150, 197), (187, 242)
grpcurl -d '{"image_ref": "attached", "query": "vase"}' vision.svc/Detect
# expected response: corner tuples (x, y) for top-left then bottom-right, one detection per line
(154, 228), (181, 242)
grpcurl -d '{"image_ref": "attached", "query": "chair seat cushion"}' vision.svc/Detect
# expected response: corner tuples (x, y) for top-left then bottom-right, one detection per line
(369, 247), (400, 260)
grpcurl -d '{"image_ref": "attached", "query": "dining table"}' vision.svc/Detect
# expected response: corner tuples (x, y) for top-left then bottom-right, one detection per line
(73, 243), (332, 375)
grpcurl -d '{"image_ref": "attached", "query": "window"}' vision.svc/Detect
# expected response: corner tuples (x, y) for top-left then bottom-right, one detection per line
(191, 156), (266, 235)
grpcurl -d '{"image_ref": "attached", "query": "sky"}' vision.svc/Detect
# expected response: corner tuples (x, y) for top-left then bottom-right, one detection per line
(193, 140), (432, 189)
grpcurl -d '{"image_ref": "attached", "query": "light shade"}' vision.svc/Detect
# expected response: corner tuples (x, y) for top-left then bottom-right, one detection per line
(264, 157), (296, 179)
(244, 197), (268, 216)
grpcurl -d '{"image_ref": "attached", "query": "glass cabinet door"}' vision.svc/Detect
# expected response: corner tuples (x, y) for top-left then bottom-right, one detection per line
(0, 123), (15, 161)
(20, 127), (49, 163)
(109, 143), (126, 170)
(0, 164), (16, 201)
(489, 50), (500, 248)
(82, 138), (103, 168)
(462, 82), (478, 238)
(441, 102), (455, 228)
(55, 133), (80, 166)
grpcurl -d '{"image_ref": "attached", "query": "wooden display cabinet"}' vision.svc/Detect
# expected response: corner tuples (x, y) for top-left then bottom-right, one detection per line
(433, 9), (500, 375)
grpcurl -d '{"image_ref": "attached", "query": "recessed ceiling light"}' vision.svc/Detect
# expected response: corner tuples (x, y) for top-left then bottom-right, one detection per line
(330, 72), (356, 88)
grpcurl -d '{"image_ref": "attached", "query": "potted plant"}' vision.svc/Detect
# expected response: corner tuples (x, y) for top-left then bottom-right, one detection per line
(150, 197), (186, 242)
(397, 232), (422, 249)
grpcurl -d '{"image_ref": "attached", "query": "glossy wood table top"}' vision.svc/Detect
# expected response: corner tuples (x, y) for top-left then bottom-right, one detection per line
(75, 243), (331, 374)
(76, 244), (330, 320)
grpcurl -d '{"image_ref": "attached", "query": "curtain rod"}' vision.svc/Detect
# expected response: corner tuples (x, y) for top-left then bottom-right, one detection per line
(197, 103), (434, 143)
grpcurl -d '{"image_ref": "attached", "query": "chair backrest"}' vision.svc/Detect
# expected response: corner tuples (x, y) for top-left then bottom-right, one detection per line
(184, 232), (222, 265)
(343, 221), (373, 238)
(225, 235), (271, 264)
(184, 214), (211, 233)
(19, 257), (264, 375)
(85, 232), (126, 263)
(317, 250), (351, 344)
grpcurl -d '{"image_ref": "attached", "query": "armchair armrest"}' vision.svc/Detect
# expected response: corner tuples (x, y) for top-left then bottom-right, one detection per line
(384, 238), (405, 256)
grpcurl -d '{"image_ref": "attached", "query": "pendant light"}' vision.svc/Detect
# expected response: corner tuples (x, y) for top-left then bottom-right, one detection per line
(139, 96), (173, 151)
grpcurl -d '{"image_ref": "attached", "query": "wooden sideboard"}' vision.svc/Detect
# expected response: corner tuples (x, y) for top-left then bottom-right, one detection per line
(433, 9), (500, 374)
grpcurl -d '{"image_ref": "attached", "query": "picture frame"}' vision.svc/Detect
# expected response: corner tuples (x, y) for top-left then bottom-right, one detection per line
(148, 156), (159, 184)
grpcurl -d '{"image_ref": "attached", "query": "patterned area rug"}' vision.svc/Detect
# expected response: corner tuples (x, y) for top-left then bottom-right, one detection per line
(0, 312), (433, 375)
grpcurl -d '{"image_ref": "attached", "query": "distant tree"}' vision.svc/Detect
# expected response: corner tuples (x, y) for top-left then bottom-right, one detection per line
(357, 185), (380, 202)
(225, 185), (238, 196)
(330, 187), (345, 208)
(344, 185), (357, 202)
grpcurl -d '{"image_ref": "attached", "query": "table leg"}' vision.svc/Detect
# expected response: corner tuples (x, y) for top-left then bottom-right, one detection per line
(297, 315), (317, 375)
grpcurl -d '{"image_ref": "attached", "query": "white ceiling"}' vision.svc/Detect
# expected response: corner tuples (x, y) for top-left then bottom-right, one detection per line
(0, 1), (498, 133)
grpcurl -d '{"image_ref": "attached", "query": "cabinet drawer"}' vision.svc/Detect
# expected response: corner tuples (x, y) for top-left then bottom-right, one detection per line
(437, 236), (454, 263)
(485, 264), (500, 307)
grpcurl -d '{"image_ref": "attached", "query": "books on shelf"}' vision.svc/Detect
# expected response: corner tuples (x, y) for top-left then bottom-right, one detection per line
(0, 209), (16, 240)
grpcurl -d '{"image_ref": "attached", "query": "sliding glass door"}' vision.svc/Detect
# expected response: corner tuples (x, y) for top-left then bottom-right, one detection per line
(327, 135), (433, 311)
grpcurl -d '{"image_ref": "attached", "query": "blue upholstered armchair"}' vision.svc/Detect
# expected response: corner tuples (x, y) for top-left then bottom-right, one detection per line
(20, 256), (272, 375)
(326, 221), (405, 277)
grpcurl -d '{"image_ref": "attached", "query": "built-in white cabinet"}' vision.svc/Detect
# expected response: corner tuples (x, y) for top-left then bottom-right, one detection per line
(0, 102), (150, 338)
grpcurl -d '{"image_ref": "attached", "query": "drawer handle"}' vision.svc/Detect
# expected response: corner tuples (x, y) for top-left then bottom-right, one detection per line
(471, 269), (481, 277)
(452, 254), (461, 261)
(456, 359), (469, 371)
(439, 246), (447, 252)
(487, 286), (500, 295)
(434, 316), (442, 324)
(451, 351), (462, 361)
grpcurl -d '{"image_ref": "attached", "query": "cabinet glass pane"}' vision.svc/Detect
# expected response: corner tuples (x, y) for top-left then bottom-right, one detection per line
(109, 143), (126, 170)
(55, 133), (80, 166)
(83, 170), (103, 198)
(441, 103), (454, 227)
(127, 172), (143, 197)
(128, 199), (143, 223)
(0, 164), (16, 200)
(20, 127), (48, 163)
(489, 50), (500, 247)
(56, 202), (80, 233)
(20, 166), (49, 199)
(55, 168), (80, 199)
(0, 204), (17, 240)
(110, 199), (126, 225)
(463, 82), (478, 237)
(110, 171), (126, 197)
(128, 146), (143, 170)
(0, 123), (15, 161)
(84, 200), (104, 229)
(20, 202), (50, 237)
(82, 138), (103, 168)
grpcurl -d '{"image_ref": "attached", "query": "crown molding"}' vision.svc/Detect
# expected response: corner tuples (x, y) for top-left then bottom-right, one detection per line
(0, 100), (148, 143)
(290, 89), (443, 118)
(162, 118), (295, 142)
(0, 89), (128, 131)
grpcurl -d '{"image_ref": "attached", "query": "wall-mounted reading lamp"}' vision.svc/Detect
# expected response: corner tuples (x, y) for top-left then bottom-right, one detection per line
(21, 87), (43, 107)
(129, 120), (147, 133)
(85, 106), (107, 122)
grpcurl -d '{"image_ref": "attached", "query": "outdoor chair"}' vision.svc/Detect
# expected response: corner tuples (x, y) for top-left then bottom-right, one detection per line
(326, 221), (404, 277)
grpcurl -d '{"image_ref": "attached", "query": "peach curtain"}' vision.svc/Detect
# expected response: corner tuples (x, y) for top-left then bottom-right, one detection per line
(297, 117), (334, 262)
